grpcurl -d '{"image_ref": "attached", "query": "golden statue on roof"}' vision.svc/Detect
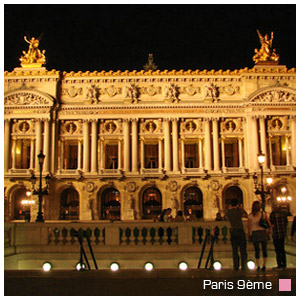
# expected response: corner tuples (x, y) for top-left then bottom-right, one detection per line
(19, 35), (46, 68)
(253, 30), (279, 64)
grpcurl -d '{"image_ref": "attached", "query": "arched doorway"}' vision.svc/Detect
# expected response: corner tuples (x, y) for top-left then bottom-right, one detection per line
(60, 188), (79, 220)
(100, 188), (121, 220)
(12, 187), (28, 220)
(142, 187), (162, 219)
(182, 186), (203, 219)
(223, 185), (243, 211)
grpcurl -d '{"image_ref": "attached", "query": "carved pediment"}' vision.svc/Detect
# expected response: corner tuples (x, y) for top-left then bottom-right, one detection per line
(4, 89), (54, 107)
(249, 87), (296, 103)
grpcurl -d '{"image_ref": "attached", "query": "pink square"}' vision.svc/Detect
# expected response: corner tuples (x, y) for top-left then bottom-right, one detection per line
(279, 279), (291, 291)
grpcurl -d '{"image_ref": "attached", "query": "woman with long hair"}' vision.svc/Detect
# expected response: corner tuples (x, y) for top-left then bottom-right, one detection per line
(247, 201), (272, 271)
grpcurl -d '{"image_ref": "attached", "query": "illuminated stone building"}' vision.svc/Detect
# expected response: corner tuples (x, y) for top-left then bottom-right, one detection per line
(4, 34), (296, 223)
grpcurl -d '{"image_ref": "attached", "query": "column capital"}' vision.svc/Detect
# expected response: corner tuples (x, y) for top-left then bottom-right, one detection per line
(130, 118), (138, 123)
(212, 117), (220, 122)
(171, 117), (179, 122)
(163, 118), (170, 122)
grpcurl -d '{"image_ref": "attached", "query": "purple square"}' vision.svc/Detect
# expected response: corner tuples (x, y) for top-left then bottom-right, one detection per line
(279, 279), (291, 291)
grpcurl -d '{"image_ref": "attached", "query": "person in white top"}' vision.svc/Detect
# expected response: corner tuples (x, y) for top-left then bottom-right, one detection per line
(247, 201), (272, 272)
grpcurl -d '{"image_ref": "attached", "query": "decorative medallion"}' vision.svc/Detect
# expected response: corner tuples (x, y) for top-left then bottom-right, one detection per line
(105, 121), (117, 133)
(145, 121), (157, 133)
(65, 122), (77, 134)
(19, 121), (30, 133)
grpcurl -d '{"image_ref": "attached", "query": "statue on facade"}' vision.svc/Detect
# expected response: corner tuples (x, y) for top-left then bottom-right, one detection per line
(123, 84), (139, 103)
(19, 35), (46, 67)
(163, 83), (179, 102)
(143, 53), (158, 71)
(85, 85), (99, 103)
(204, 83), (218, 101)
(253, 30), (279, 64)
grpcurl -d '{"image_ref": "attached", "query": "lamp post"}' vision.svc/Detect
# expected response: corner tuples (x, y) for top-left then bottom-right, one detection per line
(255, 152), (273, 211)
(31, 150), (50, 222)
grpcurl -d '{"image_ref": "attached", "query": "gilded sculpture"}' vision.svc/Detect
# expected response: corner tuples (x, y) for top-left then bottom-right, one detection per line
(19, 36), (46, 67)
(253, 30), (279, 64)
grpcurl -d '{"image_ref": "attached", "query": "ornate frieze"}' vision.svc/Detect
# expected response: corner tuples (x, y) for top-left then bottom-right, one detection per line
(4, 91), (52, 106)
(251, 89), (295, 103)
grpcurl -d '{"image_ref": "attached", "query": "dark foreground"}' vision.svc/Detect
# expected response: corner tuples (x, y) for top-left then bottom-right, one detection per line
(4, 268), (296, 296)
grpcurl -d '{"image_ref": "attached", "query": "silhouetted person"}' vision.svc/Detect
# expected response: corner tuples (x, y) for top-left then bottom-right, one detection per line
(226, 198), (248, 270)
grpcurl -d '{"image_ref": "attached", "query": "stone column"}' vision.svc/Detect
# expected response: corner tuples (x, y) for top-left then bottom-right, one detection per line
(60, 139), (65, 170)
(238, 137), (244, 168)
(43, 119), (50, 173)
(91, 120), (98, 173)
(123, 119), (130, 172)
(83, 120), (90, 173)
(118, 139), (122, 170)
(163, 118), (171, 171)
(290, 116), (296, 167)
(172, 118), (179, 172)
(221, 137), (225, 169)
(77, 140), (82, 170)
(158, 138), (163, 171)
(100, 138), (104, 170)
(198, 138), (204, 169)
(252, 117), (259, 170)
(140, 138), (145, 171)
(181, 138), (185, 171)
(212, 118), (220, 171)
(285, 135), (291, 166)
(30, 138), (35, 170)
(204, 118), (212, 170)
(259, 117), (268, 168)
(35, 119), (42, 172)
(268, 136), (274, 169)
(131, 118), (138, 173)
(4, 119), (10, 172)
(51, 120), (57, 174)
(11, 137), (16, 169)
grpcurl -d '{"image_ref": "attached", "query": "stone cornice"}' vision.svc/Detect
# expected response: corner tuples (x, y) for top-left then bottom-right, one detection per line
(4, 67), (295, 78)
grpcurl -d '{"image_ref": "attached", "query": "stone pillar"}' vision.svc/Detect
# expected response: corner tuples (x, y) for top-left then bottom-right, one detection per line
(163, 118), (171, 171)
(43, 119), (50, 173)
(172, 118), (179, 172)
(30, 138), (35, 170)
(204, 118), (212, 170)
(51, 120), (57, 174)
(181, 138), (185, 171)
(11, 137), (16, 169)
(100, 138), (104, 170)
(91, 120), (98, 173)
(35, 119), (42, 172)
(259, 117), (268, 168)
(83, 120), (90, 173)
(198, 138), (204, 169)
(158, 138), (163, 171)
(212, 118), (220, 171)
(118, 139), (122, 170)
(268, 136), (273, 169)
(4, 119), (10, 172)
(221, 137), (225, 169)
(77, 139), (82, 170)
(140, 138), (145, 170)
(252, 117), (259, 170)
(286, 135), (291, 166)
(238, 137), (244, 168)
(131, 118), (138, 173)
(123, 119), (130, 172)
(290, 116), (296, 167)
(60, 139), (64, 170)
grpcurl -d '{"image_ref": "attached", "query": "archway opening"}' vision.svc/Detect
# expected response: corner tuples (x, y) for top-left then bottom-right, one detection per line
(223, 186), (243, 211)
(13, 187), (28, 220)
(60, 188), (79, 220)
(100, 188), (121, 220)
(142, 187), (162, 220)
(183, 186), (203, 219)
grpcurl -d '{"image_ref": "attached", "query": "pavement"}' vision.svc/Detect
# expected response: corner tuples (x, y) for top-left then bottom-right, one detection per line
(4, 268), (296, 296)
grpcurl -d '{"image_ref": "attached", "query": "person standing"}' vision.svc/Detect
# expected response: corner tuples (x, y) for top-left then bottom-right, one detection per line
(269, 204), (288, 270)
(226, 198), (248, 270)
(248, 201), (271, 272)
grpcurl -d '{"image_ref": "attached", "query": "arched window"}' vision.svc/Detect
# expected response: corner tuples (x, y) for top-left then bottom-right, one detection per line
(100, 188), (120, 220)
(13, 188), (28, 220)
(183, 186), (203, 219)
(60, 188), (79, 220)
(142, 187), (162, 219)
(223, 186), (243, 211)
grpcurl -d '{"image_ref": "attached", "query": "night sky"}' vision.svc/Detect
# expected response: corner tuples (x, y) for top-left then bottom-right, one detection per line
(4, 4), (296, 72)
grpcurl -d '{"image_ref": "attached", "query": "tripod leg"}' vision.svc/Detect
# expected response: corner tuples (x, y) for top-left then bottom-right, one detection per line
(86, 235), (98, 270)
(197, 233), (209, 269)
